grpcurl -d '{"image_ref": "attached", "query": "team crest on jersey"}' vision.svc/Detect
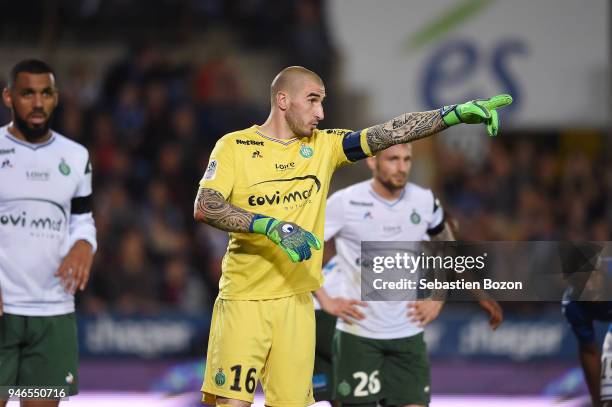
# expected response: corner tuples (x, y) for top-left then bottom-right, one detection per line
(59, 158), (71, 176)
(410, 209), (421, 224)
(299, 144), (314, 158)
(337, 380), (351, 396)
(214, 368), (226, 387)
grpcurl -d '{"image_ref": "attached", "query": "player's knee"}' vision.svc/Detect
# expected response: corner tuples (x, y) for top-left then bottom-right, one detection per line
(341, 403), (377, 407)
(216, 397), (250, 407)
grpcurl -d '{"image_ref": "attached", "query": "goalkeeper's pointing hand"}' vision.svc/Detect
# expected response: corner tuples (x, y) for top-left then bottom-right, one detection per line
(251, 215), (321, 262)
(440, 94), (513, 136)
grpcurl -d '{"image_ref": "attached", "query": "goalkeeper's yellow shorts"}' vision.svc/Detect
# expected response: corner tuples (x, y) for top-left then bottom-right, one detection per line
(201, 293), (316, 406)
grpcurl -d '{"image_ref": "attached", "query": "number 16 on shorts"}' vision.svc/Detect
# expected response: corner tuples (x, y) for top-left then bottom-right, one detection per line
(215, 365), (257, 394)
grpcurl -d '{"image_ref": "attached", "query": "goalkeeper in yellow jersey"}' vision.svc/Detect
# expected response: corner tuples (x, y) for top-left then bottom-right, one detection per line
(194, 65), (511, 407)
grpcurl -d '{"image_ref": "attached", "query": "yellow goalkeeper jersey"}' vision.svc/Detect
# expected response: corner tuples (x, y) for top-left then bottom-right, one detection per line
(199, 125), (370, 300)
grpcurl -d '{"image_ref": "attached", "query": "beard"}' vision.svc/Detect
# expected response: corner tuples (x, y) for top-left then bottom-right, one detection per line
(286, 109), (313, 138)
(13, 109), (53, 142)
(377, 173), (408, 193)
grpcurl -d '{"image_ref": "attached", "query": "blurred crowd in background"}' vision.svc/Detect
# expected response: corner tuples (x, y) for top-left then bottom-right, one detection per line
(437, 134), (611, 242)
(0, 0), (609, 316)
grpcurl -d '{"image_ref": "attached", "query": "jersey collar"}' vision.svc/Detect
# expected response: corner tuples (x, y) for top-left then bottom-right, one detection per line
(3, 125), (56, 150)
(368, 183), (407, 207)
(254, 126), (300, 146)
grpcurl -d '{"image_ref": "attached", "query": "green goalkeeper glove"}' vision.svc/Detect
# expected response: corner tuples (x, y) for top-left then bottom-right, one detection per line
(250, 214), (321, 262)
(440, 94), (513, 136)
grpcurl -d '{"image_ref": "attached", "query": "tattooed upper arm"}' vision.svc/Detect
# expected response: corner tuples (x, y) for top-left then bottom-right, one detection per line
(365, 110), (448, 155)
(194, 187), (254, 233)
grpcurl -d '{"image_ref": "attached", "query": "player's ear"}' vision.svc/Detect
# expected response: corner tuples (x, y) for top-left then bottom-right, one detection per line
(277, 91), (289, 111)
(53, 89), (59, 108)
(2, 87), (12, 109)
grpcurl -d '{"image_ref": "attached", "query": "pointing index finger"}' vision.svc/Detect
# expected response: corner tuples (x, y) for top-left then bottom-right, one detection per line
(482, 94), (513, 110)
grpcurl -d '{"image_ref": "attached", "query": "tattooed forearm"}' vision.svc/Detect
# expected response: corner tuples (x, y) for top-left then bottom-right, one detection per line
(366, 110), (448, 154)
(193, 188), (254, 232)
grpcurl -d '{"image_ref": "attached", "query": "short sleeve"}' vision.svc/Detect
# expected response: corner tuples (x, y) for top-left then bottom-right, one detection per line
(324, 190), (345, 241)
(426, 193), (445, 236)
(75, 152), (93, 198)
(199, 137), (235, 198)
(323, 128), (372, 170)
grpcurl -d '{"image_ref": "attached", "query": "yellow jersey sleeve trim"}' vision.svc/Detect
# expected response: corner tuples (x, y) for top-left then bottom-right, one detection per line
(360, 128), (373, 157)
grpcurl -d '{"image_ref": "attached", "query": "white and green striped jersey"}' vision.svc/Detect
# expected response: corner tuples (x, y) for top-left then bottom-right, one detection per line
(0, 124), (96, 316)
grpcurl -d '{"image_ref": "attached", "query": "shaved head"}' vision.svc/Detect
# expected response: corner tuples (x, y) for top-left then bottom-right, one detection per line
(263, 66), (325, 138)
(270, 66), (323, 106)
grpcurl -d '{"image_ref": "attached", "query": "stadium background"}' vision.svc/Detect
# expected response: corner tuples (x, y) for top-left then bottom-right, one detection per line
(0, 0), (609, 405)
